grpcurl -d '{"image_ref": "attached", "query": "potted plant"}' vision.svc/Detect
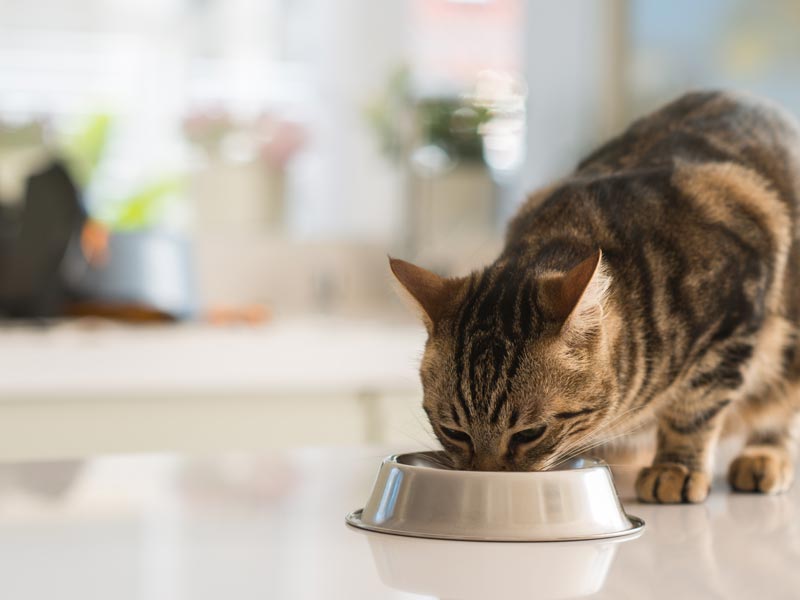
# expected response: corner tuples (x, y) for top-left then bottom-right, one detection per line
(60, 115), (197, 320)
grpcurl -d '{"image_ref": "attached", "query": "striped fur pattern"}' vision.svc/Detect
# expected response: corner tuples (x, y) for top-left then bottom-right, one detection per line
(391, 91), (800, 503)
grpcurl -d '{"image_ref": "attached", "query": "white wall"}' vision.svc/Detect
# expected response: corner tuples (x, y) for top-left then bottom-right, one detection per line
(287, 0), (410, 241)
(521, 1), (626, 195)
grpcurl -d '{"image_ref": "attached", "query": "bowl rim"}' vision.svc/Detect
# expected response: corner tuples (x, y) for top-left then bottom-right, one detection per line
(345, 509), (646, 543)
(386, 451), (609, 477)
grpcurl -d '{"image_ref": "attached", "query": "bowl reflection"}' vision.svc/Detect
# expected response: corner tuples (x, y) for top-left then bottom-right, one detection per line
(351, 526), (640, 600)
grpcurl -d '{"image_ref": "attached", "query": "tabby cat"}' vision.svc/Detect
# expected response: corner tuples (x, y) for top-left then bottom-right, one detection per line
(390, 91), (800, 503)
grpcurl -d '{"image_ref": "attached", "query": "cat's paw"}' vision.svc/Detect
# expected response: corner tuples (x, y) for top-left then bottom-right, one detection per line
(635, 462), (709, 503)
(728, 446), (794, 494)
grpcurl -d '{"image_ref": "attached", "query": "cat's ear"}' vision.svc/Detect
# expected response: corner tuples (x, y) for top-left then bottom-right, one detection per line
(389, 257), (460, 332)
(539, 249), (610, 334)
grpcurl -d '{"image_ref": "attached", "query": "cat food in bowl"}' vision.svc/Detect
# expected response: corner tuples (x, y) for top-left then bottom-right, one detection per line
(346, 451), (643, 542)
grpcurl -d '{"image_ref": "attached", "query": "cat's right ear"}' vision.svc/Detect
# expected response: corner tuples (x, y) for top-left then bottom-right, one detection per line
(389, 257), (460, 332)
(538, 249), (610, 336)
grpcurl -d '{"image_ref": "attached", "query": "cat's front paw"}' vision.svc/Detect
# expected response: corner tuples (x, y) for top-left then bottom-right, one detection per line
(728, 447), (794, 494)
(635, 463), (709, 504)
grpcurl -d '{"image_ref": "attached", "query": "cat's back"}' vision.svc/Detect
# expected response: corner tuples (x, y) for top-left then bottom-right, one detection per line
(577, 90), (800, 180)
(503, 91), (800, 341)
(507, 91), (800, 259)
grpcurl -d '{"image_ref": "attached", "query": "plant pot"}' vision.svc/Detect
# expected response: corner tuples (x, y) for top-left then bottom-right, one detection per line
(62, 229), (197, 320)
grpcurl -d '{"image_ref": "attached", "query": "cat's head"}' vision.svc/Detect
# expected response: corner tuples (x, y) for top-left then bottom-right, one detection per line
(390, 250), (618, 471)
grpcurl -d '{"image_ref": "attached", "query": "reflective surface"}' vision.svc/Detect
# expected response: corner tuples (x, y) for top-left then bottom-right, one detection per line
(348, 452), (643, 541)
(0, 447), (799, 599)
(354, 526), (639, 599)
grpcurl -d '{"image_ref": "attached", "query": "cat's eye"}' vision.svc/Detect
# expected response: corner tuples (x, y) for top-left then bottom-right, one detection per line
(509, 425), (547, 448)
(439, 425), (472, 446)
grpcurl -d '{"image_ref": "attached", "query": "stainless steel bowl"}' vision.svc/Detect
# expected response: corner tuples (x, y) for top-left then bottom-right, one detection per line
(346, 451), (644, 542)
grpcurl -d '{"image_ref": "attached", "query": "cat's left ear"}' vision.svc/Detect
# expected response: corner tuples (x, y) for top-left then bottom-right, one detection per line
(539, 249), (611, 335)
(389, 257), (462, 332)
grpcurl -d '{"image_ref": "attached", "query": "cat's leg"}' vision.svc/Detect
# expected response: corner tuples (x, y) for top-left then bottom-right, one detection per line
(728, 409), (798, 494)
(636, 394), (732, 504)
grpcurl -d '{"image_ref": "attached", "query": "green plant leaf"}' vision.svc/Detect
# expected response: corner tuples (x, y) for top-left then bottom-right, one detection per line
(62, 114), (112, 187)
(111, 177), (184, 230)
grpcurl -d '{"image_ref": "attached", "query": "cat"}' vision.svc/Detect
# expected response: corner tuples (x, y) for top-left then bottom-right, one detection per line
(390, 90), (800, 504)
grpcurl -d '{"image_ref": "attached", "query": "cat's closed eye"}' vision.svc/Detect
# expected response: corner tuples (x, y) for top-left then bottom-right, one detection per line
(509, 425), (547, 448)
(440, 425), (472, 446)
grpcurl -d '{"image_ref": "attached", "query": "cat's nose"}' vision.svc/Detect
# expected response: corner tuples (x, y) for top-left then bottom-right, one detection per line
(471, 455), (508, 471)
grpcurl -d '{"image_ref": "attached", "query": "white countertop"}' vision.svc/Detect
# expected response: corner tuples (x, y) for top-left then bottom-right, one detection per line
(1, 445), (798, 599)
(0, 318), (426, 399)
(0, 319), (432, 460)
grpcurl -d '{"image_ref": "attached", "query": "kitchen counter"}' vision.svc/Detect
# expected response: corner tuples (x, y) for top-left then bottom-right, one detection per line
(0, 318), (425, 399)
(1, 445), (798, 599)
(0, 318), (429, 459)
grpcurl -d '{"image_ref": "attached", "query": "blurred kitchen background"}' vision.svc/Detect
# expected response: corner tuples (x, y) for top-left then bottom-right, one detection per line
(1, 0), (800, 460)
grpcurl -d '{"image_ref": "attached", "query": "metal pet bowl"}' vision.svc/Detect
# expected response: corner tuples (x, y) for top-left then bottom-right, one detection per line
(346, 451), (644, 542)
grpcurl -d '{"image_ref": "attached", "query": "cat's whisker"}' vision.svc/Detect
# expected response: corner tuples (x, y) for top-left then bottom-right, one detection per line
(541, 409), (651, 471)
(567, 424), (644, 461)
(403, 411), (441, 448)
(546, 420), (650, 471)
(560, 423), (645, 463)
